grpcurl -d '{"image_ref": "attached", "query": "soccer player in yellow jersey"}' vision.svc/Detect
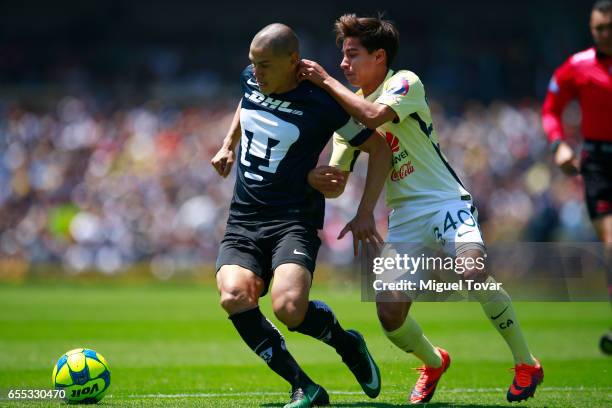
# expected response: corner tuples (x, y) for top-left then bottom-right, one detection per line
(298, 14), (543, 404)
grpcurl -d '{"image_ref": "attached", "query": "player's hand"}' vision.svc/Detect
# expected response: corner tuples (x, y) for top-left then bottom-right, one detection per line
(211, 146), (235, 178)
(338, 210), (385, 257)
(298, 59), (330, 87)
(307, 166), (346, 195)
(554, 141), (580, 176)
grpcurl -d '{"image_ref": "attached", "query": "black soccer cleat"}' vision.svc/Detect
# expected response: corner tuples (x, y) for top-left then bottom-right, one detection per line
(283, 383), (329, 408)
(341, 329), (381, 398)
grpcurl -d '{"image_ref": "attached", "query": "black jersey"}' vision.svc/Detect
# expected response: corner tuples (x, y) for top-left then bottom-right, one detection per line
(229, 65), (371, 228)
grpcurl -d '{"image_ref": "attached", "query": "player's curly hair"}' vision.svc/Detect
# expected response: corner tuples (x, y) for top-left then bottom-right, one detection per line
(334, 13), (399, 69)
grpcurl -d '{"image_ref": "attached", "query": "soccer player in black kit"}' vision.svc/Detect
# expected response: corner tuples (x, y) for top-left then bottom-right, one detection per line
(211, 24), (391, 408)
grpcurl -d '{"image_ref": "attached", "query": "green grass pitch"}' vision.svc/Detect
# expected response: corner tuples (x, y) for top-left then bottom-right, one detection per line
(0, 282), (610, 407)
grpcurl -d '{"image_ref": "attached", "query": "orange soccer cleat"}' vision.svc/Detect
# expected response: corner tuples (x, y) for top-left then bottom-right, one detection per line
(506, 359), (544, 402)
(409, 347), (451, 404)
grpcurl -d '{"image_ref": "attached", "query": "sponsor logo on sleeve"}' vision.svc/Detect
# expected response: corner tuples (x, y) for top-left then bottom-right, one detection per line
(387, 77), (410, 96)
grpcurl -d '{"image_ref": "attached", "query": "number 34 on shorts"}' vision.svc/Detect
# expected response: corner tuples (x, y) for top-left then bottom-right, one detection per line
(432, 203), (483, 246)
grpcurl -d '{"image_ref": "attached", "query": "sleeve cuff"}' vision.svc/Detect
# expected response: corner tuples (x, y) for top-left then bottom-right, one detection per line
(348, 128), (373, 147)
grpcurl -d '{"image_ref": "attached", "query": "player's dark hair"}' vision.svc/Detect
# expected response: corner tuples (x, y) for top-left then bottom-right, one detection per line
(593, 0), (612, 12)
(334, 13), (399, 69)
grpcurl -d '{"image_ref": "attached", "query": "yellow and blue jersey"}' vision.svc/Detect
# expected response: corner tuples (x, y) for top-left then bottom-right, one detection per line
(329, 69), (469, 222)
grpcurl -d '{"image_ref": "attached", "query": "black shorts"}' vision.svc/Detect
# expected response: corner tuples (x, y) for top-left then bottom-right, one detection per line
(215, 219), (321, 296)
(580, 141), (612, 220)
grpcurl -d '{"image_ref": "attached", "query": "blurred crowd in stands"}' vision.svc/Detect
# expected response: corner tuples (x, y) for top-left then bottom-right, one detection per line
(0, 92), (595, 276)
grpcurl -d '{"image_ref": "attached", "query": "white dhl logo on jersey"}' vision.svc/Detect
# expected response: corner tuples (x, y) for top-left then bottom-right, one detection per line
(245, 90), (303, 116)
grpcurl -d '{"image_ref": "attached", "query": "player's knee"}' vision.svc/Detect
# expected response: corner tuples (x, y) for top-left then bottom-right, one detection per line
(219, 285), (258, 315)
(377, 302), (409, 332)
(461, 265), (489, 282)
(457, 248), (489, 283)
(272, 294), (307, 328)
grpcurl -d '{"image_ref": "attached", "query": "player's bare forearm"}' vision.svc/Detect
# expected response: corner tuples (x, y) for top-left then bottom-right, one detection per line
(211, 100), (241, 177)
(222, 101), (242, 150)
(356, 133), (392, 213)
(337, 134), (389, 255)
(299, 59), (395, 129)
(321, 76), (394, 129)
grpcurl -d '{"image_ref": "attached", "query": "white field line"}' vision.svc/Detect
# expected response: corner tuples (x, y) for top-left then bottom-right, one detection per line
(122, 387), (612, 399)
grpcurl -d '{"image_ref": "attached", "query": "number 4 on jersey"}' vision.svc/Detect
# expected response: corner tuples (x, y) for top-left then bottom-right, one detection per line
(443, 209), (477, 233)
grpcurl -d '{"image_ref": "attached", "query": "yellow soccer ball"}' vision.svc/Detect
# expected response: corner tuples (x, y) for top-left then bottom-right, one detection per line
(52, 348), (111, 404)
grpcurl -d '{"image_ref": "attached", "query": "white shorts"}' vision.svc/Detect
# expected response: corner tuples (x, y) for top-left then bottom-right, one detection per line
(387, 198), (486, 257)
(373, 199), (486, 301)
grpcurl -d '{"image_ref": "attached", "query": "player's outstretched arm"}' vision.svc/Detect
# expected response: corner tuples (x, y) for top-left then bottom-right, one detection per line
(307, 166), (349, 198)
(211, 100), (242, 178)
(542, 95), (579, 176)
(298, 59), (397, 129)
(542, 63), (580, 176)
(339, 132), (391, 256)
